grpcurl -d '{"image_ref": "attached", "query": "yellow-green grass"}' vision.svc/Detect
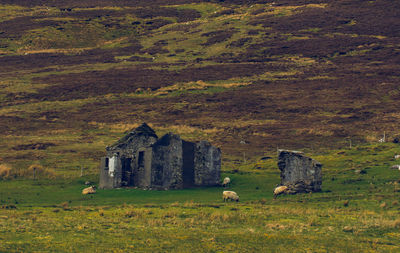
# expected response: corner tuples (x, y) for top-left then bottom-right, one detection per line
(1, 199), (399, 252)
(1, 141), (400, 252)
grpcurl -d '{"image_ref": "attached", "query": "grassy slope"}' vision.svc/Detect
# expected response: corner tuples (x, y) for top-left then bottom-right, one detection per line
(1, 0), (400, 251)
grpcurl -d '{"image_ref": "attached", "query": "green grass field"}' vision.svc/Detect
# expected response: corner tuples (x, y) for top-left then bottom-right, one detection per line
(1, 143), (400, 252)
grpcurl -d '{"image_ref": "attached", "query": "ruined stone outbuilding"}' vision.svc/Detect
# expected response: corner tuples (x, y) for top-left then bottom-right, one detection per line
(99, 123), (221, 190)
(277, 149), (322, 193)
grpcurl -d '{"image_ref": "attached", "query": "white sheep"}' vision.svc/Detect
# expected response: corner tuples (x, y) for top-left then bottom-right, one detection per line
(390, 165), (400, 170)
(395, 155), (400, 159)
(222, 177), (231, 187)
(223, 191), (239, 202)
(82, 186), (96, 195)
(273, 185), (288, 199)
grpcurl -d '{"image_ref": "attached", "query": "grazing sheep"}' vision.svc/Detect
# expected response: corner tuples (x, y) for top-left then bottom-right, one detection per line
(395, 155), (400, 159)
(222, 177), (231, 187)
(223, 191), (239, 202)
(82, 186), (96, 195)
(273, 185), (289, 199)
(390, 165), (400, 170)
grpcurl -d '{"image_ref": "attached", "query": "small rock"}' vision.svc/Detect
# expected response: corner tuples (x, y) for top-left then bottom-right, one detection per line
(355, 169), (366, 174)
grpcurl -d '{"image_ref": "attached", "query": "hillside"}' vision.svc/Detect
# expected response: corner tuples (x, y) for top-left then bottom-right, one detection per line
(1, 1), (400, 251)
(1, 0), (400, 171)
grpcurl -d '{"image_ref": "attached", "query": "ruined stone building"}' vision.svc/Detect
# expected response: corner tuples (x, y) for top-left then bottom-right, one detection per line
(277, 149), (322, 193)
(99, 123), (221, 189)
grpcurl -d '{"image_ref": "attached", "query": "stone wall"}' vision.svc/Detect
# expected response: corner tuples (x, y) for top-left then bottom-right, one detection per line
(194, 141), (221, 186)
(133, 147), (152, 188)
(150, 133), (184, 189)
(99, 154), (122, 189)
(278, 150), (322, 192)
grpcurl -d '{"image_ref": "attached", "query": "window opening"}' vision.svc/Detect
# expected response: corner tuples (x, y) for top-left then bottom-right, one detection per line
(105, 157), (109, 170)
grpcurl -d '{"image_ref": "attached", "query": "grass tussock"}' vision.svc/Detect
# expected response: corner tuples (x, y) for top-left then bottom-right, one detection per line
(0, 164), (56, 180)
(26, 164), (56, 180)
(0, 164), (16, 180)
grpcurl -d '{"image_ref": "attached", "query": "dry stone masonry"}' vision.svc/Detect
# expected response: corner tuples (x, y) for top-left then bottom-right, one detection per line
(277, 149), (322, 193)
(99, 123), (221, 190)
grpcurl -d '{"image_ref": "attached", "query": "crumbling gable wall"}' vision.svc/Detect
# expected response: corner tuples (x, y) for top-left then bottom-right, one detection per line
(100, 123), (157, 189)
(106, 123), (158, 157)
(278, 150), (322, 193)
